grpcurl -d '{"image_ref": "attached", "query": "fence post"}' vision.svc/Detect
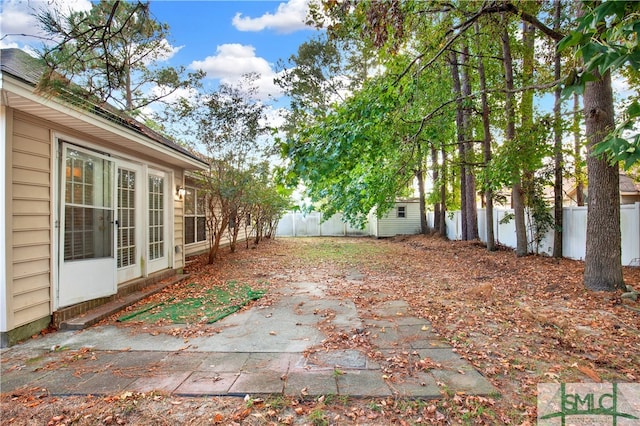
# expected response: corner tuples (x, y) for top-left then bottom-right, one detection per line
(635, 202), (640, 266)
(495, 208), (499, 246)
(293, 212), (297, 237)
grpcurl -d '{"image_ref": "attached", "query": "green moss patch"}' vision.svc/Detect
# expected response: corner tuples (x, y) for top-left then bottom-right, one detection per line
(118, 281), (265, 324)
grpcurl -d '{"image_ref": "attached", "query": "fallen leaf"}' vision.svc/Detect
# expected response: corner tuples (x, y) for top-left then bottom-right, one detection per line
(576, 364), (602, 382)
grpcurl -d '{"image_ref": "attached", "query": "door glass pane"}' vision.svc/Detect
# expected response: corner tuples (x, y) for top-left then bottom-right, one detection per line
(148, 175), (164, 260)
(117, 168), (136, 268)
(64, 149), (113, 261)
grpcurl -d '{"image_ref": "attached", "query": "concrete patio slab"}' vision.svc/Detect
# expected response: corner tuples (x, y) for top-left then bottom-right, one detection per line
(1, 281), (498, 399)
(228, 371), (285, 395)
(284, 371), (338, 397)
(336, 370), (392, 397)
(174, 372), (239, 396)
(386, 373), (442, 399)
(128, 372), (191, 393)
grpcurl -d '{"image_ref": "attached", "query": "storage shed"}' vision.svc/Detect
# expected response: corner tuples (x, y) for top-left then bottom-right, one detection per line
(368, 200), (423, 238)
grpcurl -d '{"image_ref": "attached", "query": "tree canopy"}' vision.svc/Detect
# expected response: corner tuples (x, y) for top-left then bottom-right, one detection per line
(276, 0), (639, 291)
(36, 0), (203, 113)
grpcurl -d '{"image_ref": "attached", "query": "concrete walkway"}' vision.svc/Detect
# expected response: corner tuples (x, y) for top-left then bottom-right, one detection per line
(1, 280), (496, 399)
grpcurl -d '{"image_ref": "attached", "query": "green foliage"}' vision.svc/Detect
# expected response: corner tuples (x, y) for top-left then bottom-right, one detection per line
(591, 100), (640, 169)
(281, 72), (414, 227)
(279, 38), (457, 226)
(181, 79), (287, 260)
(485, 117), (553, 192)
(559, 0), (640, 169)
(36, 0), (203, 113)
(308, 406), (329, 426)
(526, 173), (556, 255)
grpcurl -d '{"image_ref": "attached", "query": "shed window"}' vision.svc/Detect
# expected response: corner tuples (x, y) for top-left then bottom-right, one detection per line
(185, 187), (207, 244)
(397, 206), (406, 218)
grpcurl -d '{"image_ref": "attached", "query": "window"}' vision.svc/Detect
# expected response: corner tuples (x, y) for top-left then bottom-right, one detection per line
(185, 187), (207, 244)
(397, 206), (406, 218)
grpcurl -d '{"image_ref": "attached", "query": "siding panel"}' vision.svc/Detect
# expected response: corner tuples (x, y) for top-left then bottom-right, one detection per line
(10, 117), (52, 330)
(13, 199), (50, 215)
(13, 151), (49, 171)
(13, 287), (50, 310)
(13, 258), (50, 279)
(13, 167), (49, 185)
(12, 274), (50, 296)
(13, 215), (50, 231)
(13, 117), (51, 140)
(13, 183), (49, 199)
(13, 135), (50, 156)
(13, 303), (51, 328)
(13, 245), (50, 263)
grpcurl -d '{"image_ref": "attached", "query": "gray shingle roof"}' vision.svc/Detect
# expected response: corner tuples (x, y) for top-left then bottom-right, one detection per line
(1, 48), (207, 168)
(0, 48), (43, 84)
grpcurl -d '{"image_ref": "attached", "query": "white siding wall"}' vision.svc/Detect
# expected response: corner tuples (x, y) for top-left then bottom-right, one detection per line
(374, 203), (422, 237)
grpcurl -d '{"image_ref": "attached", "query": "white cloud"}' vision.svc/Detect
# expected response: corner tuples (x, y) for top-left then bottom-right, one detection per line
(131, 39), (183, 65)
(232, 0), (312, 34)
(262, 105), (288, 130)
(0, 0), (92, 49)
(189, 44), (284, 100)
(152, 85), (199, 105)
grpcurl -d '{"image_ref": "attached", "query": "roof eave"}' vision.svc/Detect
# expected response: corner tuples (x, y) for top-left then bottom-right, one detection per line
(1, 74), (207, 170)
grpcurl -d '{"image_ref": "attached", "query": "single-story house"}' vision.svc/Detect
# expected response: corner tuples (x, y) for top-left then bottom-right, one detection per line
(0, 48), (209, 347)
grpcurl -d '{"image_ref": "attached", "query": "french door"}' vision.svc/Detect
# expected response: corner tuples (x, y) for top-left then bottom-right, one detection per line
(58, 144), (116, 308)
(147, 170), (170, 274)
(57, 144), (172, 308)
(116, 162), (144, 283)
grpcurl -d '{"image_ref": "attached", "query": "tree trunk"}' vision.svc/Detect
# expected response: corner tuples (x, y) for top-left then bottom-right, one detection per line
(461, 43), (478, 240)
(520, 21), (535, 252)
(501, 15), (527, 256)
(431, 144), (441, 233)
(416, 166), (429, 234)
(552, 0), (563, 258)
(449, 50), (468, 240)
(439, 143), (447, 238)
(475, 22), (495, 251)
(208, 218), (228, 264)
(573, 93), (586, 206)
(583, 70), (625, 291)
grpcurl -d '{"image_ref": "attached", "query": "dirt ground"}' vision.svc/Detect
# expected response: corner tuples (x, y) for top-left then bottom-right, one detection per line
(2, 235), (639, 425)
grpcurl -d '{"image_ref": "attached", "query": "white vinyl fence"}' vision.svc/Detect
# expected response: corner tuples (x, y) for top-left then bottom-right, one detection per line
(429, 203), (640, 267)
(276, 211), (370, 237)
(277, 203), (640, 267)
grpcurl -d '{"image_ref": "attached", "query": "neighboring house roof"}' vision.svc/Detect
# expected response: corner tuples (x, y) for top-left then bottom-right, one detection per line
(0, 48), (207, 169)
(619, 173), (640, 195)
(562, 173), (640, 203)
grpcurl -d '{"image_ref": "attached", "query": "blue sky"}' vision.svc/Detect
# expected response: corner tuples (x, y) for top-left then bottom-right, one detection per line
(0, 0), (321, 108)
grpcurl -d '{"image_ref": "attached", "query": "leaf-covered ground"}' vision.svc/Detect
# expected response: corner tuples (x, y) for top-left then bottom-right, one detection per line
(3, 235), (639, 425)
